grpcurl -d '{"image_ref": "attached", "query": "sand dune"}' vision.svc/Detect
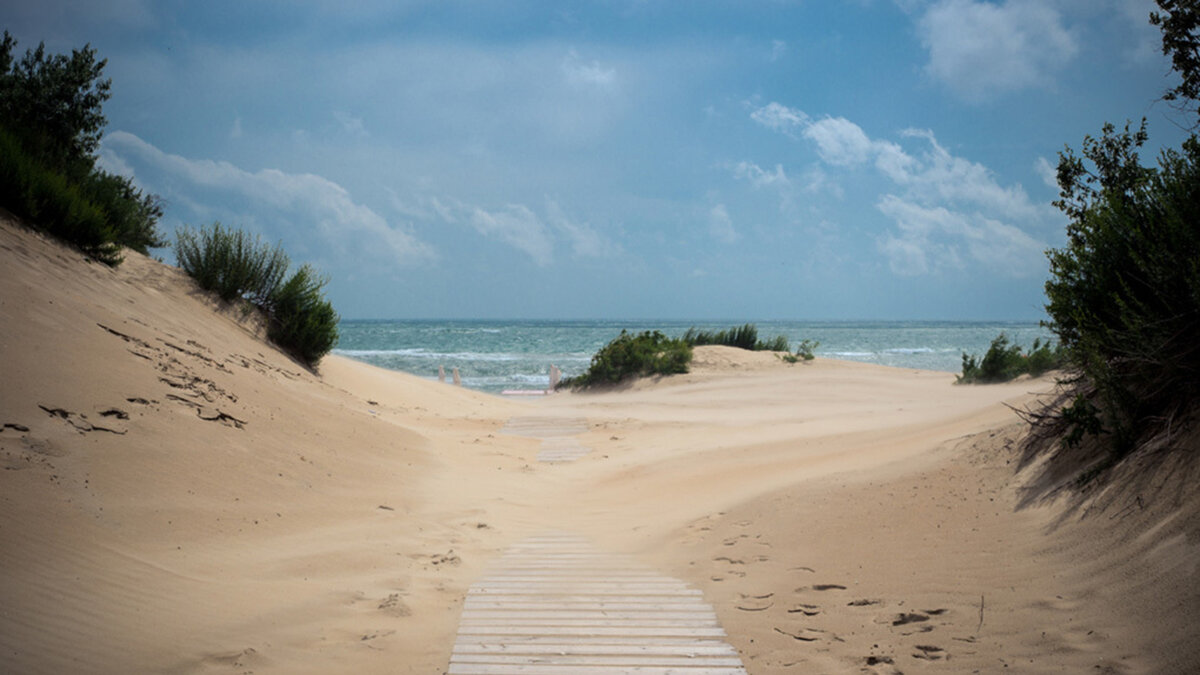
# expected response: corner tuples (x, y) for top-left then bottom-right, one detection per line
(2, 216), (1197, 673)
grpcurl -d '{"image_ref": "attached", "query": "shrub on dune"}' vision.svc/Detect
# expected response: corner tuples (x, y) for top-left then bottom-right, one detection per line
(681, 323), (790, 352)
(559, 330), (692, 390)
(175, 222), (338, 368)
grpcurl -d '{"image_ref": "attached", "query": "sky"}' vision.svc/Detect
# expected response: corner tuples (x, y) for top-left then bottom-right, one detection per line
(2, 0), (1189, 320)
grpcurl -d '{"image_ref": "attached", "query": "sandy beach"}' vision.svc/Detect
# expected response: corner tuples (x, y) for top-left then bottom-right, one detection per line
(2, 216), (1198, 674)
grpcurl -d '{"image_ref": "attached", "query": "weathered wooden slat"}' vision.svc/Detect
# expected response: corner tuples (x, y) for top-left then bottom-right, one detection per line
(448, 666), (747, 675)
(450, 654), (745, 666)
(455, 626), (728, 637)
(449, 535), (745, 674)
(462, 611), (718, 621)
(464, 602), (714, 612)
(453, 643), (738, 656)
(460, 620), (721, 630)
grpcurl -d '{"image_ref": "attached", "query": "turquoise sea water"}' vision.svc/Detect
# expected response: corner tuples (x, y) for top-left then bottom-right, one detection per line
(333, 320), (1055, 394)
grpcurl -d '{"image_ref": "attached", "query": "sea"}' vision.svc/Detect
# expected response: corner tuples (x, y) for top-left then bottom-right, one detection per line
(333, 320), (1055, 394)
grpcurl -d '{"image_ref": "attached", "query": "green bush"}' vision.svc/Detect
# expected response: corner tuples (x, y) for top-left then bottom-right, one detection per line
(559, 330), (692, 389)
(267, 264), (339, 367)
(0, 125), (121, 264)
(0, 35), (163, 262)
(175, 222), (337, 368)
(780, 339), (820, 364)
(682, 323), (790, 351)
(175, 223), (289, 305)
(958, 333), (1066, 384)
(79, 169), (164, 254)
(1045, 125), (1200, 451)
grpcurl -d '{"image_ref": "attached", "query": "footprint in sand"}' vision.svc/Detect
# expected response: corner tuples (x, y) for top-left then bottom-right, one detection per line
(913, 644), (946, 660)
(378, 592), (412, 617)
(736, 593), (774, 611)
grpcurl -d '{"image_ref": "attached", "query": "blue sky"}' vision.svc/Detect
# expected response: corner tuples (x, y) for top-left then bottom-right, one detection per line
(4, 0), (1188, 319)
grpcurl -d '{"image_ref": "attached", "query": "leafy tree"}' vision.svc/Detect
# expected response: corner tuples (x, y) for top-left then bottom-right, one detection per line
(1151, 1), (1200, 122)
(1046, 129), (1200, 452)
(0, 31), (111, 172)
(0, 32), (164, 258)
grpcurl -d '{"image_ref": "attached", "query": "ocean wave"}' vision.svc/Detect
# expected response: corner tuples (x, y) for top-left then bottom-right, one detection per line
(336, 348), (531, 362)
(461, 374), (551, 387)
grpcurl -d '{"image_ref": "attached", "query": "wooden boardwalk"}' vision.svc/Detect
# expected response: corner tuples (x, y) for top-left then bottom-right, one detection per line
(449, 533), (747, 674)
(502, 417), (592, 463)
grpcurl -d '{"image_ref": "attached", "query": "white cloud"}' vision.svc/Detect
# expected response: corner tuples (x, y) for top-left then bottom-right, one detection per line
(334, 110), (368, 138)
(733, 161), (790, 189)
(889, 129), (1043, 221)
(752, 104), (1043, 220)
(749, 101), (809, 136)
(101, 130), (433, 265)
(770, 39), (788, 62)
(917, 0), (1079, 100)
(803, 117), (875, 167)
(562, 50), (617, 88)
(876, 195), (1044, 276)
(545, 200), (615, 258)
(709, 204), (738, 244)
(1034, 156), (1059, 190)
(469, 204), (555, 266)
(750, 102), (1053, 278)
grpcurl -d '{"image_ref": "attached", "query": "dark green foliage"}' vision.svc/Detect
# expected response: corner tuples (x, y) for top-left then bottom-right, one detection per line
(681, 324), (790, 351)
(78, 170), (165, 254)
(958, 334), (1065, 384)
(175, 223), (289, 305)
(1151, 1), (1200, 122)
(559, 330), (692, 390)
(1023, 339), (1064, 378)
(0, 31), (110, 170)
(794, 338), (819, 361)
(267, 265), (340, 367)
(757, 334), (791, 352)
(175, 222), (338, 368)
(0, 125), (120, 264)
(0, 33), (163, 261)
(1044, 126), (1200, 451)
(780, 339), (820, 364)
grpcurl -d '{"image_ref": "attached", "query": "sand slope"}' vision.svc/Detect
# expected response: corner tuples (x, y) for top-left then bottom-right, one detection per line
(2, 216), (1197, 673)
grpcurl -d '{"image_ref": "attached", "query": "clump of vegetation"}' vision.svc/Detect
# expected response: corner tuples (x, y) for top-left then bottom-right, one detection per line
(0, 32), (164, 264)
(176, 222), (338, 368)
(558, 330), (692, 390)
(1021, 0), (1200, 461)
(958, 334), (1065, 384)
(780, 339), (820, 364)
(1042, 125), (1200, 452)
(681, 323), (789, 352)
(175, 223), (288, 305)
(267, 264), (339, 367)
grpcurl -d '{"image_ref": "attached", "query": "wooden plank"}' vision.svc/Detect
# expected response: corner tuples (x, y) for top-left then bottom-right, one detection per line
(455, 627), (728, 637)
(456, 637), (734, 648)
(449, 654), (744, 666)
(451, 662), (744, 672)
(462, 611), (718, 621)
(464, 602), (715, 611)
(453, 643), (738, 656)
(449, 535), (745, 674)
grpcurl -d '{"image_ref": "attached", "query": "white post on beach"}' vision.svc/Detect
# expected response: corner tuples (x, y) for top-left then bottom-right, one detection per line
(549, 365), (561, 391)
(452, 367), (461, 386)
(439, 365), (446, 383)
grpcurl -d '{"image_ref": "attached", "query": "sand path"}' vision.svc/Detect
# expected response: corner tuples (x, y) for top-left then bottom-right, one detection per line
(501, 416), (592, 463)
(4, 221), (1197, 674)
